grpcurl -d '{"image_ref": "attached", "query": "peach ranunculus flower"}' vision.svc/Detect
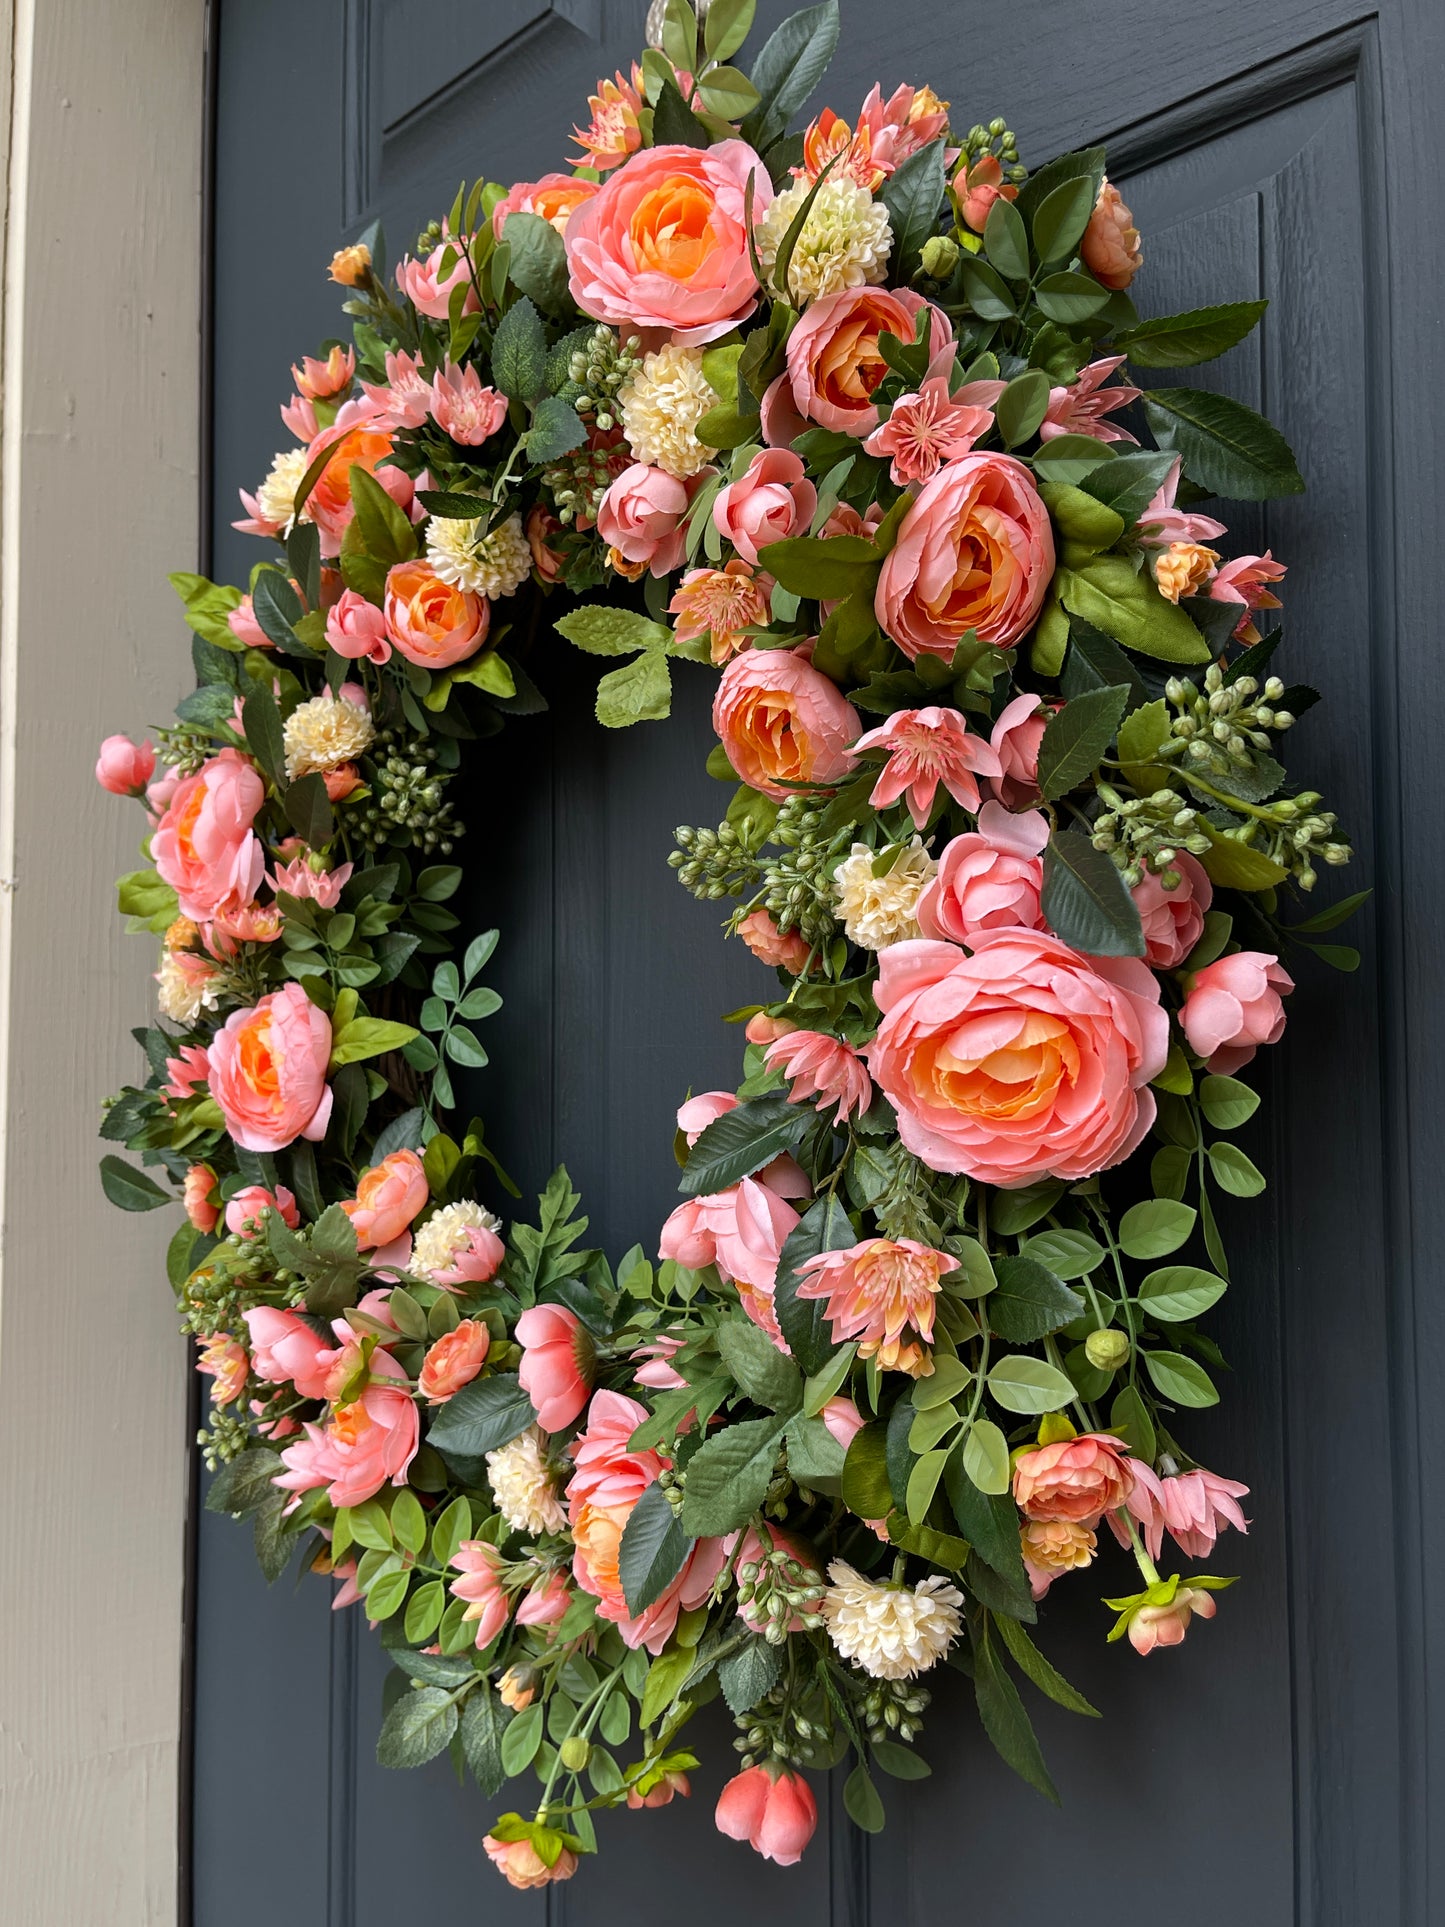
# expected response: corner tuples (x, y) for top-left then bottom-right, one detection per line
(1021, 1518), (1097, 1599)
(491, 173), (600, 240)
(712, 646), (861, 800)
(565, 140), (770, 346)
(867, 932), (1168, 1186)
(1132, 851), (1213, 969)
(183, 1162), (220, 1234)
(483, 1833), (578, 1890)
(208, 981), (333, 1154)
(595, 463), (708, 577)
(274, 1351), (419, 1510)
(566, 1389), (726, 1651)
(516, 1303), (595, 1433)
(302, 399), (414, 556)
(196, 1334), (248, 1406)
(712, 449), (817, 566)
(714, 1763), (818, 1866)
(418, 1318), (491, 1404)
(916, 803), (1050, 945)
(764, 1029), (872, 1121)
(341, 1148), (429, 1251)
(383, 558), (488, 669)
(851, 705), (1004, 828)
(151, 747), (265, 923)
(795, 1236), (958, 1377)
(1153, 541), (1220, 604)
(669, 560), (772, 663)
(988, 691), (1048, 809)
(1082, 177), (1143, 290)
(224, 1184), (300, 1240)
(1180, 950), (1293, 1074)
(782, 286), (950, 436)
(1208, 551), (1287, 643)
(569, 63), (646, 172)
(737, 908), (813, 974)
(875, 453), (1054, 661)
(1013, 1432), (1136, 1527)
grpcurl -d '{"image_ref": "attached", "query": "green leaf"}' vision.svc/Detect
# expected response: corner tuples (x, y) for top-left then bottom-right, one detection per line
(349, 464), (416, 566)
(988, 1256), (1084, 1344)
(995, 369), (1051, 448)
(741, 0), (840, 153)
(1032, 435), (1116, 486)
(719, 1637), (784, 1716)
(983, 196), (1030, 281)
(905, 1447), (949, 1524)
(429, 1496), (472, 1569)
(100, 1154), (170, 1212)
(1207, 1141), (1266, 1197)
(619, 1480), (694, 1616)
(1018, 1228), (1104, 1282)
(756, 532), (877, 601)
(1117, 1200), (1197, 1260)
(1114, 300), (1267, 368)
(426, 1372), (534, 1460)
(995, 1615), (1100, 1717)
(284, 772), (334, 848)
(680, 1089), (807, 1196)
(388, 1646), (471, 1690)
(1028, 174), (1097, 264)
(958, 254), (1016, 320)
(492, 295), (548, 403)
(960, 1418), (1012, 1496)
(206, 1447), (282, 1516)
(705, 0), (756, 62)
(989, 1181), (1067, 1237)
(841, 1422), (893, 1518)
(1037, 684), (1128, 799)
(502, 210), (571, 314)
(596, 651), (673, 727)
(678, 1414), (787, 1535)
(253, 1490), (298, 1582)
(945, 1451), (1023, 1575)
(717, 1317), (803, 1413)
(653, 75), (711, 147)
(499, 1701), (544, 1775)
(640, 1646), (695, 1729)
(844, 1765), (886, 1833)
(116, 869), (179, 932)
(169, 571), (242, 649)
(1059, 555), (1213, 664)
(329, 1017), (418, 1069)
(1079, 449), (1178, 529)
(1117, 697), (1172, 793)
(871, 1738), (931, 1780)
(698, 67), (763, 120)
(444, 1024), (489, 1068)
(460, 1687), (508, 1794)
(525, 395), (587, 465)
(403, 1579), (446, 1645)
(555, 607), (672, 660)
(1142, 387), (1304, 500)
(251, 569), (305, 651)
(911, 1353), (971, 1411)
(774, 1190), (856, 1375)
(1041, 833), (1144, 957)
(973, 1632), (1058, 1802)
(986, 1355), (1075, 1415)
(376, 1686), (458, 1769)
(948, 1234), (997, 1298)
(1199, 831), (1289, 892)
(1138, 1264), (1228, 1323)
(1200, 1074), (1260, 1130)
(1033, 269), (1111, 323)
(1040, 480), (1125, 555)
(881, 139), (947, 278)
(1144, 1349), (1219, 1407)
(1110, 1383), (1155, 1460)
(240, 682), (286, 788)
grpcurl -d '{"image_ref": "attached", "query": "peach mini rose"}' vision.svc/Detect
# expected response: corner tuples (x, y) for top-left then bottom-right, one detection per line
(737, 908), (812, 974)
(484, 1835), (578, 1891)
(565, 140), (770, 345)
(595, 463), (706, 577)
(383, 558), (489, 669)
(418, 1318), (491, 1404)
(1013, 1432), (1136, 1527)
(876, 453), (1054, 661)
(492, 173), (599, 240)
(96, 734), (156, 796)
(151, 747), (265, 923)
(183, 1162), (220, 1235)
(1021, 1518), (1097, 1599)
(713, 449), (816, 566)
(1081, 177), (1143, 290)
(208, 981), (333, 1154)
(325, 587), (391, 664)
(989, 691), (1048, 809)
(341, 1148), (429, 1250)
(224, 1184), (300, 1240)
(713, 647), (860, 800)
(1133, 852), (1213, 969)
(784, 285), (951, 436)
(867, 931), (1168, 1186)
(1181, 950), (1293, 1074)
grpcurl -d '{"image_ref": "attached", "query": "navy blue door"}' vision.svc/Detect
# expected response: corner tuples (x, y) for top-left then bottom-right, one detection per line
(193, 3), (1445, 1921)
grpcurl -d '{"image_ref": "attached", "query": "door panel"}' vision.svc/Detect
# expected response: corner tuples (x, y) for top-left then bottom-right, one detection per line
(196, 3), (1443, 1922)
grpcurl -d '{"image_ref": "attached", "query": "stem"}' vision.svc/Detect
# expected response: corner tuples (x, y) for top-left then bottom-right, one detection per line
(1120, 1509), (1161, 1587)
(534, 1657), (627, 1820)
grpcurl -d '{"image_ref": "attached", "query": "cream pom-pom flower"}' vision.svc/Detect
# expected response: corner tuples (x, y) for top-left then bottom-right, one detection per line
(426, 512), (531, 599)
(820, 1559), (963, 1679)
(411, 1199), (502, 1277)
(283, 692), (375, 781)
(485, 1425), (567, 1537)
(618, 344), (718, 479)
(833, 838), (937, 949)
(253, 447), (311, 534)
(755, 177), (892, 306)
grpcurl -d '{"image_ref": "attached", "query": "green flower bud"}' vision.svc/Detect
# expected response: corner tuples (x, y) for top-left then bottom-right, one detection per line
(559, 1736), (590, 1771)
(920, 234), (961, 279)
(1085, 1327), (1131, 1371)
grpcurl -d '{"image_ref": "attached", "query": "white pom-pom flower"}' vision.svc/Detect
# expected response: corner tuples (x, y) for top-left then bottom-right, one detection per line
(412, 1199), (502, 1279)
(282, 692), (374, 781)
(618, 344), (718, 479)
(833, 838), (937, 950)
(820, 1559), (963, 1679)
(755, 178), (893, 306)
(426, 512), (530, 599)
(485, 1425), (567, 1537)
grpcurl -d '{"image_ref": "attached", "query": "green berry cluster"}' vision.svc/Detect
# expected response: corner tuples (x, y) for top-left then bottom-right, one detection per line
(959, 116), (1026, 186)
(1158, 665), (1296, 784)
(355, 731), (462, 855)
(736, 1543), (827, 1647)
(1091, 782), (1214, 888)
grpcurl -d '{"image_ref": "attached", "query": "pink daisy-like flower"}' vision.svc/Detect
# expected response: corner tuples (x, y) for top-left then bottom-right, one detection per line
(765, 1029), (873, 1121)
(361, 348), (434, 432)
(668, 560), (773, 664)
(1135, 456), (1228, 551)
(863, 377), (1005, 486)
(1039, 356), (1141, 444)
(429, 361), (507, 446)
(449, 1540), (511, 1650)
(1209, 551), (1287, 643)
(569, 65), (645, 172)
(852, 706), (1004, 828)
(795, 1237), (959, 1377)
(162, 1043), (211, 1101)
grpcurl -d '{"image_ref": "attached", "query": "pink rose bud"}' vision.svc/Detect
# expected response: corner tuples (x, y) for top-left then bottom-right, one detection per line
(1181, 951), (1293, 1074)
(1132, 852), (1213, 969)
(712, 448), (816, 566)
(95, 734), (157, 796)
(341, 1149), (429, 1250)
(325, 587), (391, 663)
(515, 1303), (595, 1433)
(418, 1318), (491, 1403)
(714, 1764), (818, 1866)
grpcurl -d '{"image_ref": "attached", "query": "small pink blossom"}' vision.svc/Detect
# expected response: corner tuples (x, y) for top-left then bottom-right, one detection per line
(988, 691), (1048, 809)
(1130, 1466), (1251, 1561)
(714, 1764), (818, 1866)
(852, 705), (1003, 828)
(361, 349), (434, 431)
(737, 908), (813, 974)
(1039, 356), (1140, 444)
(1181, 950), (1292, 1073)
(184, 1164), (219, 1233)
(863, 377), (1004, 485)
(196, 1334), (248, 1406)
(745, 1012), (798, 1046)
(448, 1540), (510, 1649)
(765, 1029), (872, 1121)
(917, 802), (1049, 943)
(632, 1333), (687, 1392)
(243, 1306), (335, 1399)
(1128, 1585), (1218, 1655)
(1135, 457), (1227, 551)
(271, 854), (354, 908)
(396, 238), (479, 321)
(596, 463), (711, 577)
(429, 361), (507, 445)
(325, 588), (391, 664)
(227, 595), (271, 649)
(280, 392), (320, 440)
(225, 1184), (300, 1240)
(162, 1043), (211, 1101)
(819, 1395), (866, 1452)
(659, 1176), (802, 1350)
(95, 734), (156, 796)
(515, 1568), (571, 1628)
(1209, 552), (1287, 643)
(712, 449), (816, 567)
(293, 345), (355, 401)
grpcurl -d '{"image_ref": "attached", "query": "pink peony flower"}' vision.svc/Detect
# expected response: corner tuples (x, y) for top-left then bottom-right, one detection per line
(418, 1318), (491, 1404)
(225, 1184), (300, 1240)
(1181, 950), (1293, 1073)
(1135, 457), (1227, 551)
(917, 802), (1049, 944)
(271, 854), (353, 908)
(1013, 1432), (1135, 1527)
(491, 172), (599, 240)
(712, 449), (816, 566)
(360, 348), (434, 431)
(483, 1835), (577, 1890)
(163, 1043), (211, 1101)
(867, 932), (1168, 1186)
(449, 1539), (510, 1649)
(275, 1353), (419, 1510)
(204, 900), (284, 955)
(1039, 356), (1140, 444)
(659, 1175), (802, 1349)
(765, 1029), (872, 1121)
(863, 376), (1004, 484)
(226, 594), (271, 649)
(292, 345), (354, 401)
(325, 588), (391, 664)
(1209, 551), (1286, 644)
(151, 748), (265, 923)
(784, 286), (951, 435)
(1128, 1585), (1217, 1655)
(595, 463), (708, 577)
(396, 237), (480, 320)
(876, 453), (1054, 661)
(243, 1305), (334, 1400)
(796, 1236), (957, 1376)
(341, 1148), (429, 1250)
(988, 691), (1049, 809)
(429, 361), (508, 445)
(95, 734), (156, 796)
(208, 981), (333, 1153)
(1132, 852), (1213, 968)
(852, 705), (1004, 828)
(1081, 178), (1142, 290)
(714, 1764), (818, 1866)
(566, 1388), (726, 1650)
(516, 1303), (595, 1433)
(565, 140), (770, 345)
(713, 646), (860, 800)
(196, 1334), (248, 1406)
(515, 1567), (571, 1628)
(737, 908), (813, 974)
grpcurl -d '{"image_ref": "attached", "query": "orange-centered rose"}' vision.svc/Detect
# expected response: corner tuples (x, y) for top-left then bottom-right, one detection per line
(712, 646), (861, 799)
(383, 559), (489, 669)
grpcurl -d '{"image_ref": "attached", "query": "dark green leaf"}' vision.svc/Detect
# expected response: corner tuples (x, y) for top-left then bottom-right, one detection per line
(741, 0), (840, 153)
(653, 76), (711, 147)
(206, 1448), (281, 1516)
(844, 1765), (886, 1833)
(284, 772), (334, 848)
(755, 532), (878, 601)
(958, 255), (1015, 320)
(1036, 684), (1128, 799)
(99, 1155), (170, 1212)
(988, 1256), (1084, 1344)
(251, 569), (305, 651)
(994, 369), (1051, 448)
(973, 1631), (1058, 1802)
(1079, 449), (1177, 528)
(719, 1637), (784, 1715)
(426, 1372), (534, 1460)
(1041, 833), (1144, 956)
(774, 1190), (856, 1374)
(871, 1738), (931, 1780)
(460, 1685), (508, 1794)
(525, 395), (588, 465)
(491, 296), (547, 403)
(680, 1090), (809, 1196)
(1028, 174), (1097, 264)
(946, 1453), (1025, 1580)
(717, 1317), (803, 1413)
(1114, 300), (1267, 368)
(982, 196), (1029, 281)
(502, 210), (571, 313)
(619, 1480), (694, 1616)
(678, 1415), (788, 1535)
(1142, 387), (1304, 500)
(966, 1547), (1036, 1623)
(880, 139), (946, 278)
(241, 682), (286, 788)
(995, 1614), (1100, 1717)
(1034, 270), (1111, 323)
(377, 1687), (458, 1769)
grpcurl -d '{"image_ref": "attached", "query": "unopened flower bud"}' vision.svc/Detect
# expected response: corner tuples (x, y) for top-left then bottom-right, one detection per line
(328, 242), (372, 287)
(920, 234), (961, 279)
(1085, 1327), (1131, 1371)
(559, 1736), (590, 1771)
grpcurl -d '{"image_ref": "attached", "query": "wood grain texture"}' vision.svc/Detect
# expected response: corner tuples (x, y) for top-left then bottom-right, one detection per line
(0, 1), (204, 1920)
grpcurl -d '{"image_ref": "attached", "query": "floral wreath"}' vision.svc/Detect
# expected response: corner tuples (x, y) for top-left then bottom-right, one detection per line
(98, 0), (1360, 1890)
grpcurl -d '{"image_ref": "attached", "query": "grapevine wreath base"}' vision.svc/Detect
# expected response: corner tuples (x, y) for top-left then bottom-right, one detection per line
(98, 0), (1359, 1888)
